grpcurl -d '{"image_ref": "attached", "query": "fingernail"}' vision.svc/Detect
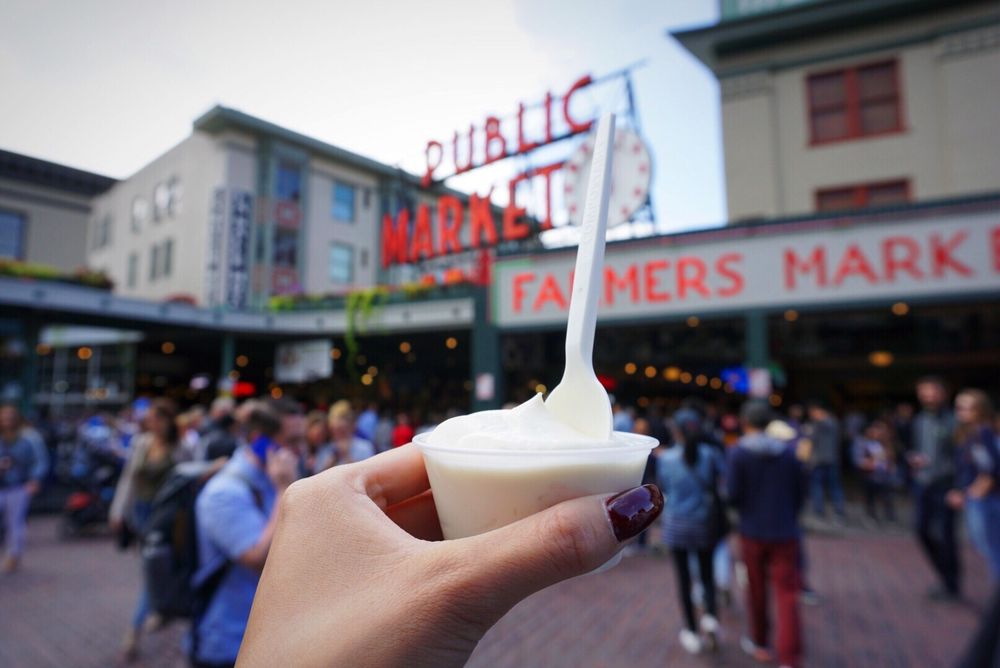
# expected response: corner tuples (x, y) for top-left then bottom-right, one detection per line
(605, 484), (663, 542)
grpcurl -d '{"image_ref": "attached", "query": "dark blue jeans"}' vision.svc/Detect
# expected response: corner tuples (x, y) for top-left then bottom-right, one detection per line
(914, 481), (961, 595)
(810, 463), (845, 517)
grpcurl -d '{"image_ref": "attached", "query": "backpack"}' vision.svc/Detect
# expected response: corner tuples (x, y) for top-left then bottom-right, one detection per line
(140, 462), (262, 620)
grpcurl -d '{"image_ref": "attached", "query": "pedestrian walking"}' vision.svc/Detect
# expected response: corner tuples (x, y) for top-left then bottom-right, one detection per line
(109, 398), (187, 661)
(804, 400), (846, 522)
(315, 401), (375, 472)
(0, 404), (48, 574)
(729, 400), (806, 668)
(657, 408), (724, 654)
(852, 419), (899, 523)
(190, 400), (300, 667)
(908, 376), (961, 600)
(947, 389), (1000, 580)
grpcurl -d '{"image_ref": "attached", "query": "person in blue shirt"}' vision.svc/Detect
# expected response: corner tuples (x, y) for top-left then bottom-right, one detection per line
(191, 400), (302, 668)
(0, 404), (49, 574)
(947, 389), (1000, 580)
(657, 408), (724, 655)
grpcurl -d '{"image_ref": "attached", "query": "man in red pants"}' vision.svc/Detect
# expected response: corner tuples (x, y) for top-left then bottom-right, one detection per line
(727, 400), (806, 667)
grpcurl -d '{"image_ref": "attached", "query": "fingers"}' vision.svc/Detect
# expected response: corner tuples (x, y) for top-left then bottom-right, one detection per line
(386, 490), (443, 542)
(449, 485), (662, 610)
(350, 444), (430, 510)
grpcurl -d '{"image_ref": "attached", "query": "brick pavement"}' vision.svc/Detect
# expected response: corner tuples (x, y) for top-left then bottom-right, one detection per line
(0, 517), (990, 668)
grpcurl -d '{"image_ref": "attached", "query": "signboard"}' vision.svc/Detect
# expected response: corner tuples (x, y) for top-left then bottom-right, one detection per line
(205, 188), (226, 306)
(720, 0), (822, 22)
(275, 339), (333, 383)
(382, 68), (652, 271)
(225, 191), (253, 309)
(493, 210), (1000, 327)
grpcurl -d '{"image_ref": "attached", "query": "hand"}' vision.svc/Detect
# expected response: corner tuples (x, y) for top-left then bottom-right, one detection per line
(239, 445), (662, 668)
(945, 489), (965, 509)
(907, 453), (928, 469)
(266, 448), (299, 491)
(109, 517), (123, 533)
(24, 480), (41, 496)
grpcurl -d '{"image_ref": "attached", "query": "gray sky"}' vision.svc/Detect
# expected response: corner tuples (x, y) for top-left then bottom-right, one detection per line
(0, 0), (724, 233)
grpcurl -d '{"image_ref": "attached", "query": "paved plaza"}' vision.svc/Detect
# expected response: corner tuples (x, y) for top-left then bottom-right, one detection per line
(0, 517), (991, 668)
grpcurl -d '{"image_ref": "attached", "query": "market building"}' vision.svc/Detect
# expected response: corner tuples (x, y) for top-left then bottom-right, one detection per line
(4, 0), (999, 416)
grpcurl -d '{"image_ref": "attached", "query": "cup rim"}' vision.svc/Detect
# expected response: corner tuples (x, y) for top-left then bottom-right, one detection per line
(412, 430), (659, 457)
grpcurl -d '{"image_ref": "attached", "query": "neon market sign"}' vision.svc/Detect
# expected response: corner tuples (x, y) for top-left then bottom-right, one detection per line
(382, 70), (651, 268)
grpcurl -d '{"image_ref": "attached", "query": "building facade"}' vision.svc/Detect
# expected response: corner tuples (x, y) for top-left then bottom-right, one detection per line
(0, 149), (115, 268)
(87, 107), (402, 307)
(674, 0), (1000, 222)
(87, 107), (482, 308)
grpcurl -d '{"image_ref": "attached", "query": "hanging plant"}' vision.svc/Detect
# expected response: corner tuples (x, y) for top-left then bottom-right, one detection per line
(344, 286), (389, 380)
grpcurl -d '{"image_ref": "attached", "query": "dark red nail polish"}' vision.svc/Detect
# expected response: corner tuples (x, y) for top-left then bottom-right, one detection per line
(605, 484), (663, 542)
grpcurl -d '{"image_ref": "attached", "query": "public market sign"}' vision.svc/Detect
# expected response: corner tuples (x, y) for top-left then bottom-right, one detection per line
(493, 209), (1000, 327)
(382, 70), (650, 268)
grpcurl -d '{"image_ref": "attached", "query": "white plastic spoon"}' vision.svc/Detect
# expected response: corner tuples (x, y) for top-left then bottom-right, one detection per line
(545, 113), (616, 439)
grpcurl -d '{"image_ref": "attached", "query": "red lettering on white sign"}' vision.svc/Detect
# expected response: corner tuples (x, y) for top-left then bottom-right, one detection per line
(605, 265), (640, 305)
(645, 260), (671, 302)
(784, 247), (827, 290)
(716, 253), (744, 297)
(512, 272), (535, 313)
(534, 274), (567, 311)
(833, 244), (879, 286)
(677, 257), (710, 299)
(882, 236), (923, 282)
(931, 231), (972, 277)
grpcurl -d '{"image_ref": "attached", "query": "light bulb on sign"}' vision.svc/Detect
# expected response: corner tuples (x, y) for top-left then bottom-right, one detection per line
(563, 126), (652, 228)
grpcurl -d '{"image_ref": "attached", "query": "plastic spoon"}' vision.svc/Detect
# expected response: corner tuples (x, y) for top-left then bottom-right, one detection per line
(545, 113), (616, 439)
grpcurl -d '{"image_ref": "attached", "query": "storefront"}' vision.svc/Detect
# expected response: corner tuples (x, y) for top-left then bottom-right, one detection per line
(492, 194), (1000, 412)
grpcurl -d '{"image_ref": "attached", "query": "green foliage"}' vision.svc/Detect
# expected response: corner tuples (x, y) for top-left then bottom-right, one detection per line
(0, 260), (113, 290)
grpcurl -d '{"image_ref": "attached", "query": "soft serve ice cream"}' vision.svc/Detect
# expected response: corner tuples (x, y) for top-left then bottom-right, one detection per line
(414, 394), (657, 540)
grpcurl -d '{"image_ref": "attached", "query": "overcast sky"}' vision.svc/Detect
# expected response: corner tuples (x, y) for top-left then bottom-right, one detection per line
(0, 0), (724, 233)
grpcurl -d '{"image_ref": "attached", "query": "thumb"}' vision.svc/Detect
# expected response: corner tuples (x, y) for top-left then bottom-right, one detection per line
(452, 484), (662, 610)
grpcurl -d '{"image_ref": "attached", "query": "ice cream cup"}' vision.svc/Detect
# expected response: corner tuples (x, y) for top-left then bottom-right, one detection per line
(413, 431), (658, 543)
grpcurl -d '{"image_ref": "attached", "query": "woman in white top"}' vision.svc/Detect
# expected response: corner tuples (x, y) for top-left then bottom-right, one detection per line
(314, 400), (375, 473)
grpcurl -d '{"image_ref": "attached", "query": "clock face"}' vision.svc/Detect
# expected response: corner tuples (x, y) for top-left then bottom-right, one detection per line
(563, 126), (651, 227)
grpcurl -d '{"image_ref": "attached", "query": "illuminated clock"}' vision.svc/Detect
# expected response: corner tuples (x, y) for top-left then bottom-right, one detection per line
(563, 126), (652, 227)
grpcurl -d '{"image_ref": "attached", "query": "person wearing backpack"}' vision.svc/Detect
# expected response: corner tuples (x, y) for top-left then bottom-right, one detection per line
(657, 408), (725, 655)
(109, 398), (187, 662)
(189, 400), (301, 668)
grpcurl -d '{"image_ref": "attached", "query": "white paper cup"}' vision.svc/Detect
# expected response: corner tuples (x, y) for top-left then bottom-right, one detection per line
(413, 431), (658, 540)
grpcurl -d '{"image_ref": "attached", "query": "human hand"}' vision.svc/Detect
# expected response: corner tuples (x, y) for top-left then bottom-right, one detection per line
(907, 453), (927, 469)
(239, 445), (662, 668)
(266, 448), (299, 491)
(24, 480), (41, 496)
(945, 489), (965, 509)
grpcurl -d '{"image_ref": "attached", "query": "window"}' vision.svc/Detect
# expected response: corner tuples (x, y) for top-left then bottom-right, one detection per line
(329, 243), (354, 285)
(127, 253), (139, 288)
(131, 197), (148, 232)
(807, 60), (903, 144)
(273, 228), (298, 268)
(333, 181), (356, 222)
(276, 162), (301, 202)
(0, 210), (25, 259)
(149, 244), (160, 281)
(162, 239), (173, 277)
(92, 214), (112, 250)
(816, 179), (910, 212)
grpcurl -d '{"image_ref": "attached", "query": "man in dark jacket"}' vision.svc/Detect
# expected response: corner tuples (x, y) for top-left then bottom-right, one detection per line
(908, 376), (960, 599)
(728, 400), (806, 668)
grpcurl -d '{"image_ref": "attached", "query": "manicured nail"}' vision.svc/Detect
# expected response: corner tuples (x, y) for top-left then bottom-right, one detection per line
(605, 484), (663, 542)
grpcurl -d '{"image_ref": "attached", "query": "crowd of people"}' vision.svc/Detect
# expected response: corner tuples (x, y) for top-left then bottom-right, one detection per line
(1, 374), (998, 667)
(618, 376), (1000, 667)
